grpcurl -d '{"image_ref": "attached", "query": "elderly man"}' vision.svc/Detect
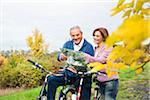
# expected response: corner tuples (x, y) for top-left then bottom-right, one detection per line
(47, 26), (94, 100)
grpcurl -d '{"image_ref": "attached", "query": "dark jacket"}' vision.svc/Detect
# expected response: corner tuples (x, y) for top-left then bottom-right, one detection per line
(57, 39), (94, 61)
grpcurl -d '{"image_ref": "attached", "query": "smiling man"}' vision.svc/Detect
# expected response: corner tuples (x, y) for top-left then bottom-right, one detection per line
(47, 26), (94, 100)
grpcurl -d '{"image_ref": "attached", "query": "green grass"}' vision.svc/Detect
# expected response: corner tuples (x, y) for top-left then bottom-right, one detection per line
(0, 62), (149, 100)
(117, 62), (150, 100)
(0, 87), (40, 100)
(0, 86), (62, 100)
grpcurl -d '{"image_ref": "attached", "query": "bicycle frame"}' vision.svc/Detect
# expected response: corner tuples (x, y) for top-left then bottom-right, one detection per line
(27, 59), (111, 100)
(58, 71), (89, 100)
(27, 59), (85, 100)
(27, 59), (64, 100)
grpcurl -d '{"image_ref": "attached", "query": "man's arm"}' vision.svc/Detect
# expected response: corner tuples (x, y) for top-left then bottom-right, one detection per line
(86, 45), (94, 56)
(57, 42), (68, 61)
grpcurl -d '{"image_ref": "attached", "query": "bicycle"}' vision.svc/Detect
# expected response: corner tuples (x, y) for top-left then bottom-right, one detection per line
(92, 72), (105, 100)
(91, 60), (150, 100)
(27, 59), (92, 100)
(58, 71), (93, 100)
(27, 59), (58, 100)
(58, 70), (107, 100)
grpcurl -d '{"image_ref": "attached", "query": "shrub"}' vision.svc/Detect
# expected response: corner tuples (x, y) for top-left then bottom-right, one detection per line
(0, 50), (64, 88)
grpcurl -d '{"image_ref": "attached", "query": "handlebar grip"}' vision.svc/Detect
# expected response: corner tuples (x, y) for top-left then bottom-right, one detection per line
(27, 59), (49, 73)
(27, 59), (36, 65)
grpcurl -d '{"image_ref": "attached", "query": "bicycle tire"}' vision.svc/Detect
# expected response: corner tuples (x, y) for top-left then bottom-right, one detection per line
(93, 85), (104, 100)
(59, 86), (77, 100)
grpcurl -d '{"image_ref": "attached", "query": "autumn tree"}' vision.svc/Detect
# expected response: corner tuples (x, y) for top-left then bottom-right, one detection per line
(89, 0), (150, 76)
(26, 29), (49, 57)
(0, 54), (5, 67)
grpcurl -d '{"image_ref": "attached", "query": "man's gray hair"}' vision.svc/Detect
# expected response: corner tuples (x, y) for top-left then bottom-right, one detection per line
(70, 25), (82, 33)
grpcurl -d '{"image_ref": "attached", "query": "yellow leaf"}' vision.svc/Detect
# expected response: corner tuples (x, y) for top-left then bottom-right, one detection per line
(135, 67), (143, 74)
(106, 69), (118, 77)
(134, 0), (144, 13)
(122, 9), (132, 18)
(141, 8), (150, 15)
(131, 61), (137, 68)
(117, 0), (125, 7)
(88, 62), (106, 72)
(87, 62), (102, 68)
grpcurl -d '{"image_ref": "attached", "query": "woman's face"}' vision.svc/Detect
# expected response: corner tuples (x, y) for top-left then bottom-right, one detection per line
(93, 31), (103, 45)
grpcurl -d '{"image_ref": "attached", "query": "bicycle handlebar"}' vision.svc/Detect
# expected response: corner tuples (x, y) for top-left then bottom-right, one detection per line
(27, 59), (50, 73)
(27, 59), (36, 65)
(27, 59), (108, 77)
(77, 71), (107, 77)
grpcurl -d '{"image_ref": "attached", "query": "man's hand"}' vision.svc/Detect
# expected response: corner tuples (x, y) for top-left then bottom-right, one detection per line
(60, 53), (68, 61)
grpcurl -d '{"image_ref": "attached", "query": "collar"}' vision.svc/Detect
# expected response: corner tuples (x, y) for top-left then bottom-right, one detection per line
(73, 38), (84, 51)
(73, 38), (84, 47)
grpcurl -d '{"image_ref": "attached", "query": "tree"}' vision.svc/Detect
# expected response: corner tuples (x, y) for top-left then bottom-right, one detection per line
(26, 29), (49, 57)
(89, 0), (150, 76)
(0, 54), (5, 67)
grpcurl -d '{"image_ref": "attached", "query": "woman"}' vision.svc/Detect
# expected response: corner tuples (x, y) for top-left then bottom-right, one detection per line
(85, 27), (119, 100)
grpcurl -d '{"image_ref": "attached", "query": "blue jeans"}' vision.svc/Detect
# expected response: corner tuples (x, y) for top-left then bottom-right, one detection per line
(99, 79), (119, 100)
(47, 69), (92, 100)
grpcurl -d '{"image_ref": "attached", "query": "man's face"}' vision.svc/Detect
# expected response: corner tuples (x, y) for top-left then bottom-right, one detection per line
(70, 28), (83, 45)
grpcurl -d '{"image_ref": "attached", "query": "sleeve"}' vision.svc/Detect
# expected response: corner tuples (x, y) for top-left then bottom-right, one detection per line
(57, 52), (61, 61)
(57, 42), (68, 61)
(85, 47), (113, 64)
(85, 45), (94, 56)
(89, 45), (94, 56)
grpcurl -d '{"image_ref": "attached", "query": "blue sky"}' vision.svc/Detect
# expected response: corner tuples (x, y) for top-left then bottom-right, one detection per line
(0, 0), (123, 52)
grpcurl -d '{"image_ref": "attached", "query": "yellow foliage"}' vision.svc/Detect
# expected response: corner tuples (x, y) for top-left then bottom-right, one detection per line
(106, 15), (149, 66)
(134, 0), (144, 13)
(114, 62), (129, 70)
(130, 61), (137, 68)
(117, 0), (125, 7)
(135, 67), (143, 74)
(26, 29), (49, 57)
(88, 62), (106, 72)
(96, 0), (150, 77)
(106, 70), (118, 78)
(111, 0), (149, 18)
(0, 54), (5, 67)
(122, 9), (132, 18)
(88, 61), (128, 77)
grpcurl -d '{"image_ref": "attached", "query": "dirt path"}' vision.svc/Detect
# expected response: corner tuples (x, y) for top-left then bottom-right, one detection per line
(0, 88), (24, 96)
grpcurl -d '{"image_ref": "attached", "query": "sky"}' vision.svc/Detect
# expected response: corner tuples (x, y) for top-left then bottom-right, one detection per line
(0, 0), (123, 52)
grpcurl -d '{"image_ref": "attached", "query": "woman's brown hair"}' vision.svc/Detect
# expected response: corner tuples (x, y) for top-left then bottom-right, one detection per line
(93, 27), (109, 42)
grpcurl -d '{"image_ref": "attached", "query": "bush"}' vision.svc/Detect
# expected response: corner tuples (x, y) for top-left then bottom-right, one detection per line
(0, 55), (6, 67)
(0, 50), (64, 89)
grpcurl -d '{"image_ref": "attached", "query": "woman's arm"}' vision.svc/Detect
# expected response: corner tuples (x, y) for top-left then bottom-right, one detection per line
(85, 47), (113, 63)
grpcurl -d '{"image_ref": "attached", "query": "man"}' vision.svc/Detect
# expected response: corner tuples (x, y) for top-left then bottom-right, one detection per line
(47, 26), (94, 100)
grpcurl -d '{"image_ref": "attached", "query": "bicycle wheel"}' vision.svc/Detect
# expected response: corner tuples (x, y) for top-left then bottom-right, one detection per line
(36, 96), (47, 100)
(59, 86), (77, 100)
(93, 87), (104, 100)
(96, 91), (104, 100)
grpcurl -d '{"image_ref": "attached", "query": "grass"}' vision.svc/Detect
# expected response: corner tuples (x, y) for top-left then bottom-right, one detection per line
(0, 86), (62, 100)
(117, 62), (150, 100)
(0, 62), (149, 100)
(0, 88), (23, 96)
(0, 87), (40, 100)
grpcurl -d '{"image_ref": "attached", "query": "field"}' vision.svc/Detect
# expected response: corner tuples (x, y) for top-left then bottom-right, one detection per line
(0, 62), (149, 100)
